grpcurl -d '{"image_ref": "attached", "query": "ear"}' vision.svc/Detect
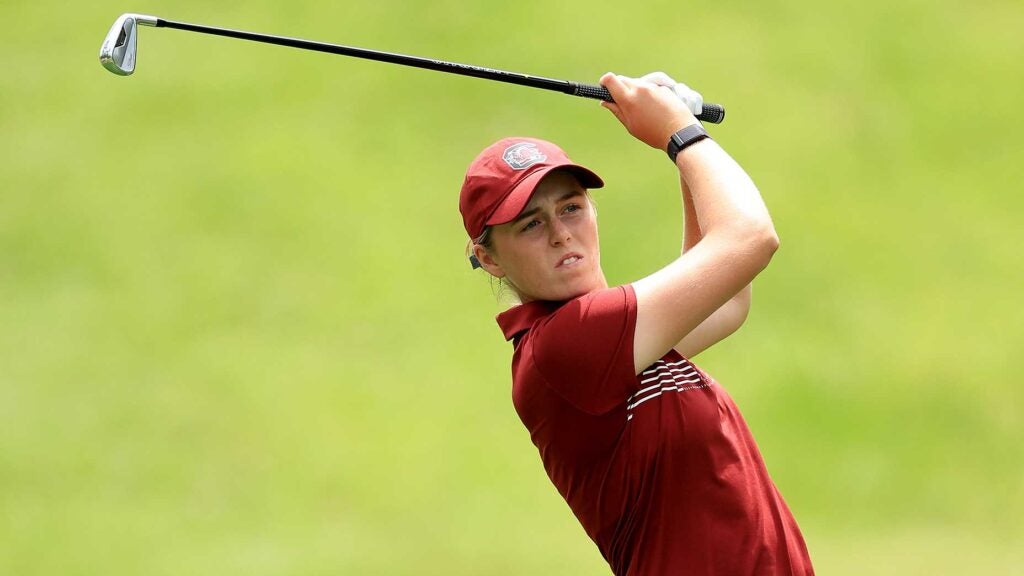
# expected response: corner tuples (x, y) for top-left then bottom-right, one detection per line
(472, 244), (506, 278)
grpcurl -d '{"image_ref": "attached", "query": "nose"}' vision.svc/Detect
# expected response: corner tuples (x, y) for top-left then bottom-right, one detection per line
(548, 217), (572, 246)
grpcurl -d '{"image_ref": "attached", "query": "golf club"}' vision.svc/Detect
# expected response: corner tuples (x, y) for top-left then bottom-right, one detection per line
(99, 13), (726, 124)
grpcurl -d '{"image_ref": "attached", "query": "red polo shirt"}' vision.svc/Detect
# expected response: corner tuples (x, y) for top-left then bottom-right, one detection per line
(496, 284), (813, 576)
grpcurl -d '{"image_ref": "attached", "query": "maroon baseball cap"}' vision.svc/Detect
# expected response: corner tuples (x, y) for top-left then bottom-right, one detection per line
(459, 137), (604, 240)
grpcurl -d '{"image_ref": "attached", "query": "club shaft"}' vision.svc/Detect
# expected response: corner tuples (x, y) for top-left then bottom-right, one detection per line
(158, 20), (576, 91)
(154, 18), (725, 123)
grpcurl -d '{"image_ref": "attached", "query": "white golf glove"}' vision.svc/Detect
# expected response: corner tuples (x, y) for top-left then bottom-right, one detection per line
(639, 71), (704, 116)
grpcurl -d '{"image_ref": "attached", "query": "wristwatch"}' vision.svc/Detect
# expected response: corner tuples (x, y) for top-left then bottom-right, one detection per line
(666, 124), (711, 162)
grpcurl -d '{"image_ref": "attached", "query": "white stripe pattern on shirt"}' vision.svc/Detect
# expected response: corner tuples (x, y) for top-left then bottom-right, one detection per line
(626, 358), (709, 421)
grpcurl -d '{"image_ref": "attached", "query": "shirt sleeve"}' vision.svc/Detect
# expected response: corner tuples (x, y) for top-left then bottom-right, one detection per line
(527, 284), (638, 415)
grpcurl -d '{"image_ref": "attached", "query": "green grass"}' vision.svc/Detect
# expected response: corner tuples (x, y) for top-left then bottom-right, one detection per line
(2, 0), (1022, 574)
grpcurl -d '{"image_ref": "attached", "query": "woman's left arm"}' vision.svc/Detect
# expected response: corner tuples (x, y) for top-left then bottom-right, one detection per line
(673, 175), (753, 358)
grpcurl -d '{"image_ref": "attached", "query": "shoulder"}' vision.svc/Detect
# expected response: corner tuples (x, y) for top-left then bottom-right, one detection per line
(525, 285), (636, 353)
(516, 285), (639, 415)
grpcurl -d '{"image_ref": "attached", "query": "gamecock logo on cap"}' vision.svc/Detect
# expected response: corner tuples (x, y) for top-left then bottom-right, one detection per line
(502, 142), (547, 170)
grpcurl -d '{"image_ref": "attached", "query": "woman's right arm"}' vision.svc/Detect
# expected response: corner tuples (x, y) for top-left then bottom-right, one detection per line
(599, 73), (780, 374)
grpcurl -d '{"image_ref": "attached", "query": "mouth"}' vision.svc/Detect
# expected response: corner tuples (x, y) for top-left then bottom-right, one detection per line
(555, 253), (584, 269)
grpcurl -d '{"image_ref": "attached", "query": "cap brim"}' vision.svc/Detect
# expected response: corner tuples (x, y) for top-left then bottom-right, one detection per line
(485, 164), (604, 228)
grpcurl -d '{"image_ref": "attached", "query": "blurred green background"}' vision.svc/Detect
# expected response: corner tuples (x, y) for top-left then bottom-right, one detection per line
(2, 0), (1022, 573)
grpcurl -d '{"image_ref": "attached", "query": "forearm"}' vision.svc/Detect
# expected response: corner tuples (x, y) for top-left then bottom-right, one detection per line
(680, 177), (702, 254)
(681, 141), (757, 315)
(684, 168), (757, 340)
(675, 138), (776, 245)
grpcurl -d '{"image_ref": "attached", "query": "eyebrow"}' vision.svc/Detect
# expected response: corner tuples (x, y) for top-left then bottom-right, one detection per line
(511, 191), (584, 225)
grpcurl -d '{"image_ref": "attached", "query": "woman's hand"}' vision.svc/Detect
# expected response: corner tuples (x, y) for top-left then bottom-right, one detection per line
(599, 72), (700, 150)
(636, 71), (704, 116)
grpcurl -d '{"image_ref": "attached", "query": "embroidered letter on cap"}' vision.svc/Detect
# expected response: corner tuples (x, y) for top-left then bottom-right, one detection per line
(503, 142), (547, 170)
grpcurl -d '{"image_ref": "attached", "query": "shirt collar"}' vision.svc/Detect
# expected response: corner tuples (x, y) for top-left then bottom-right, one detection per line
(495, 299), (565, 341)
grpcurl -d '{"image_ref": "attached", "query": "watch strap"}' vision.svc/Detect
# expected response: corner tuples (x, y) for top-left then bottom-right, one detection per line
(667, 124), (710, 162)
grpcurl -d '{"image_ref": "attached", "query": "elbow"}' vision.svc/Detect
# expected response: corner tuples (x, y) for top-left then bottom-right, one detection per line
(753, 226), (780, 270)
(736, 222), (780, 268)
(729, 286), (753, 332)
(761, 226), (780, 258)
(706, 221), (780, 270)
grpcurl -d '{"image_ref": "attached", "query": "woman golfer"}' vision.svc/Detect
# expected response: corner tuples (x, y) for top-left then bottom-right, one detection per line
(459, 72), (813, 575)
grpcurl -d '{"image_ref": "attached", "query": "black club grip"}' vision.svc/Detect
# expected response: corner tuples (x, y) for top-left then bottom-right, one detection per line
(572, 83), (726, 124)
(573, 83), (615, 101)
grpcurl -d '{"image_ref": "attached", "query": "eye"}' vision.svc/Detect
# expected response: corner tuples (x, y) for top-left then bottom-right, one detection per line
(521, 219), (541, 232)
(563, 203), (582, 214)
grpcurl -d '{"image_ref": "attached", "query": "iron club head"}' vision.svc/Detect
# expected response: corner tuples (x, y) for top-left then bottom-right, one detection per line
(99, 14), (158, 76)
